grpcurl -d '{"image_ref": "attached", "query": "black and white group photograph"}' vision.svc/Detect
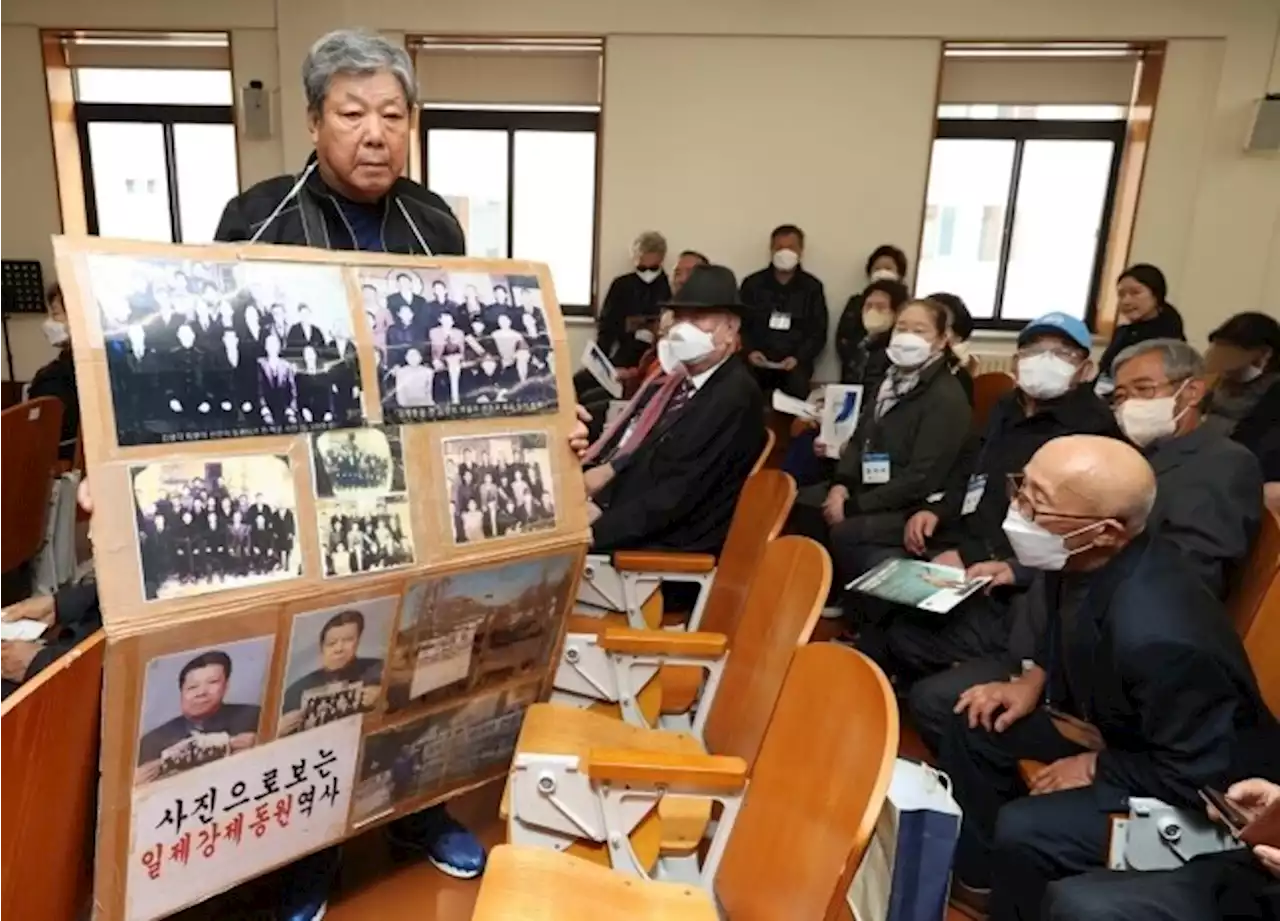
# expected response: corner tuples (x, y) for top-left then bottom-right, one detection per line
(277, 598), (398, 737)
(134, 636), (273, 786)
(359, 267), (560, 423)
(312, 427), (416, 578)
(87, 253), (364, 446)
(441, 432), (558, 546)
(130, 455), (300, 601)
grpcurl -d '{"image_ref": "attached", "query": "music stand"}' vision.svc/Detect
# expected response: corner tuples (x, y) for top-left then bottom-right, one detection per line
(2, 259), (47, 381)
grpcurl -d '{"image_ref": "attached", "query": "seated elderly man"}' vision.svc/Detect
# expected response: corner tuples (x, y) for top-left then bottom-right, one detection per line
(581, 264), (765, 554)
(1109, 338), (1263, 596)
(934, 436), (1276, 921)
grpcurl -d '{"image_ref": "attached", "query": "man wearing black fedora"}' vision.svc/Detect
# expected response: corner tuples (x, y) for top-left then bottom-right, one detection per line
(580, 264), (766, 554)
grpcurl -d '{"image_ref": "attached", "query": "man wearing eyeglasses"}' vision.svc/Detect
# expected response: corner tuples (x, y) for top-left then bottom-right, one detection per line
(930, 435), (1276, 921)
(871, 313), (1119, 685)
(1109, 337), (1262, 599)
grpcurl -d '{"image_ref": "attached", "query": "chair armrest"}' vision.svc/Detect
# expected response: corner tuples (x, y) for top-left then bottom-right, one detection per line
(612, 550), (717, 574)
(585, 747), (747, 793)
(599, 627), (728, 658)
(1018, 759), (1047, 787)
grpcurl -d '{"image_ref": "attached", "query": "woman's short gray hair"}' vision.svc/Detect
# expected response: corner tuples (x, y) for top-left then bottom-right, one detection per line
(303, 29), (417, 116)
(632, 231), (668, 259)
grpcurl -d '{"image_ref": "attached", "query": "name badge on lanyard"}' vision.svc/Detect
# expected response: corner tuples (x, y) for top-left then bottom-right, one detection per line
(962, 474), (987, 516)
(768, 311), (792, 331)
(862, 452), (891, 484)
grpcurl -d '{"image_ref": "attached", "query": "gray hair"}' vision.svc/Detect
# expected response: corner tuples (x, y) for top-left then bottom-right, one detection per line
(303, 30), (417, 116)
(632, 231), (668, 259)
(1112, 337), (1205, 381)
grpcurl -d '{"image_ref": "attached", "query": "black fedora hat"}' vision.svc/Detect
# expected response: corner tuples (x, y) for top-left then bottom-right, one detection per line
(663, 264), (746, 317)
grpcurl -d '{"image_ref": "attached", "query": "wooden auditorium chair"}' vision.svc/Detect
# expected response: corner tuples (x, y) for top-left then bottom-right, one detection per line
(474, 643), (899, 920)
(503, 536), (829, 888)
(970, 371), (1015, 434)
(574, 467), (795, 633)
(1, 630), (105, 921)
(1, 397), (65, 597)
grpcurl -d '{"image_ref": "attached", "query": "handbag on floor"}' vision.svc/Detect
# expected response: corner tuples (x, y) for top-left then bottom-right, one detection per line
(847, 758), (962, 921)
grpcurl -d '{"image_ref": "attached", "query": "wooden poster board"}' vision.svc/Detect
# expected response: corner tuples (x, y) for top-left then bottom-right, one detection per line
(53, 237), (589, 921)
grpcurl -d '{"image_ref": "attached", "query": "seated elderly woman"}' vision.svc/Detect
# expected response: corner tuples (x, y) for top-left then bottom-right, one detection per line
(785, 298), (972, 621)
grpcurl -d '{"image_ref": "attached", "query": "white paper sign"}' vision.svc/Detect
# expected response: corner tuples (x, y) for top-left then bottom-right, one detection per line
(0, 618), (49, 640)
(771, 390), (818, 420)
(126, 716), (360, 921)
(581, 341), (623, 398)
(820, 384), (864, 451)
(409, 621), (478, 700)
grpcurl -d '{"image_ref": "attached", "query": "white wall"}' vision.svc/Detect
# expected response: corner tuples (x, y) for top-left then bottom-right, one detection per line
(599, 35), (940, 382)
(3, 0), (1278, 379)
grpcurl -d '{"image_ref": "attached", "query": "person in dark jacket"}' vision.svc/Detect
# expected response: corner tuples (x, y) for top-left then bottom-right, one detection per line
(1111, 338), (1262, 597)
(834, 244), (908, 378)
(933, 436), (1277, 921)
(788, 298), (971, 593)
(739, 224), (828, 397)
(1204, 311), (1280, 436)
(596, 230), (671, 369)
(0, 579), (101, 699)
(1095, 263), (1185, 391)
(211, 28), (483, 910)
(1232, 377), (1280, 507)
(929, 291), (977, 405)
(27, 283), (80, 461)
(836, 278), (907, 390)
(583, 265), (765, 554)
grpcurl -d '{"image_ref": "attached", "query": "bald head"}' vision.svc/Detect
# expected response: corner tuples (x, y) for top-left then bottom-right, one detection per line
(1024, 436), (1156, 534)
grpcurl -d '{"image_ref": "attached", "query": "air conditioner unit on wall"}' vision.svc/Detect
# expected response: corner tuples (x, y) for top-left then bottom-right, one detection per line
(1245, 94), (1280, 154)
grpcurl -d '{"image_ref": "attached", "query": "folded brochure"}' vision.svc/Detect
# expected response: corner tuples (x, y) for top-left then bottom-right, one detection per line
(847, 558), (990, 614)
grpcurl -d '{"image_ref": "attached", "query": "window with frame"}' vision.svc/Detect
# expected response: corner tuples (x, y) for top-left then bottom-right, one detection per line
(421, 107), (599, 314)
(74, 67), (239, 244)
(916, 115), (1125, 328)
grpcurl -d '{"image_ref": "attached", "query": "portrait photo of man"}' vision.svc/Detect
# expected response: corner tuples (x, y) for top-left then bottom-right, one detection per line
(279, 600), (397, 736)
(135, 640), (270, 786)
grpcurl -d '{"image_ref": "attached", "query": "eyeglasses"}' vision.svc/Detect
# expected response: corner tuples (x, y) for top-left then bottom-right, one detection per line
(1005, 473), (1102, 524)
(1109, 376), (1190, 407)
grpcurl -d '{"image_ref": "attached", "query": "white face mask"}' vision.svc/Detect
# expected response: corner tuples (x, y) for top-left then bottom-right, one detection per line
(636, 268), (661, 285)
(1017, 353), (1079, 400)
(658, 321), (716, 373)
(1115, 383), (1189, 448)
(771, 249), (800, 272)
(1002, 505), (1103, 571)
(887, 332), (933, 368)
(869, 267), (899, 282)
(863, 309), (895, 335)
(42, 318), (69, 347)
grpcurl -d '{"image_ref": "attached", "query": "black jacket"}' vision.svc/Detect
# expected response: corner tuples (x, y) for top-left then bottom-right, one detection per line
(1098, 304), (1186, 379)
(214, 154), (465, 257)
(833, 359), (971, 517)
(739, 267), (829, 364)
(1145, 424), (1263, 599)
(839, 330), (892, 392)
(835, 292), (868, 371)
(27, 349), (79, 460)
(590, 356), (765, 553)
(933, 384), (1122, 566)
(1035, 534), (1278, 810)
(597, 271), (671, 368)
(1232, 377), (1280, 481)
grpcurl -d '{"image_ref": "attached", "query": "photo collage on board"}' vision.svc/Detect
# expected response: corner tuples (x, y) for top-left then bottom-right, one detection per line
(311, 425), (416, 578)
(357, 267), (559, 423)
(87, 254), (364, 446)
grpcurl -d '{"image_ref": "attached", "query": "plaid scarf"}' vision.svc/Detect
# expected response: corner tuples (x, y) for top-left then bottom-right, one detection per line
(582, 366), (691, 466)
(874, 352), (943, 420)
